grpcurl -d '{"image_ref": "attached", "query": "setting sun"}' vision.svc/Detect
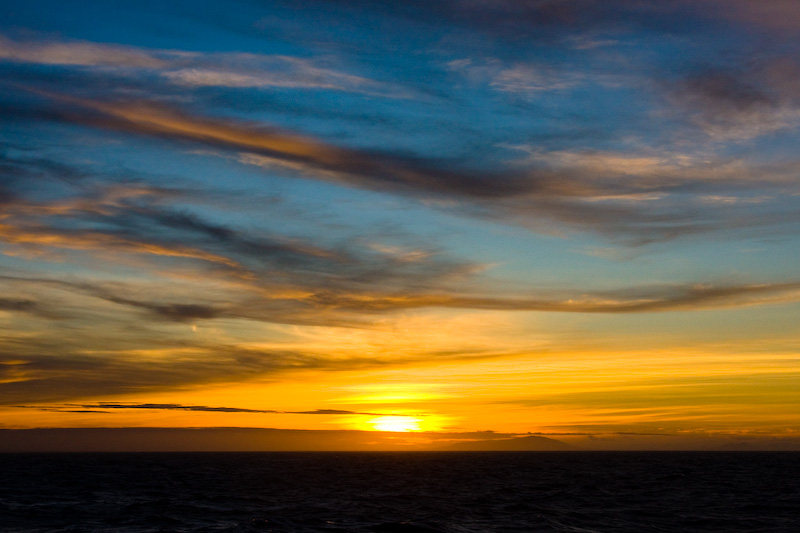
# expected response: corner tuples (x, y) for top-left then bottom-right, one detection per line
(368, 416), (422, 432)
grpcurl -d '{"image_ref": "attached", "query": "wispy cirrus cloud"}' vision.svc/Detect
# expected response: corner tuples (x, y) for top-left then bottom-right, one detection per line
(0, 329), (522, 405)
(161, 54), (399, 95)
(0, 35), (167, 68)
(446, 58), (580, 94)
(1, 147), (798, 320)
(0, 34), (401, 96)
(297, 281), (800, 314)
(0, 193), (500, 325)
(0, 341), (373, 404)
(5, 271), (800, 329)
(26, 94), (800, 244)
(47, 97), (534, 200)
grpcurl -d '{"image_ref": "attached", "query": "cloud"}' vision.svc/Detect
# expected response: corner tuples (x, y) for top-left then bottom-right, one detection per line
(0, 297), (39, 314)
(447, 58), (579, 94)
(10, 273), (800, 327)
(0, 153), (496, 332)
(27, 94), (800, 244)
(27, 402), (385, 416)
(290, 409), (373, 415)
(511, 147), (800, 195)
(161, 55), (402, 95)
(316, 0), (800, 41)
(2, 141), (800, 341)
(0, 223), (245, 270)
(0, 35), (167, 68)
(45, 96), (540, 200)
(0, 34), (400, 96)
(7, 13), (800, 246)
(0, 340), (389, 404)
(700, 0), (800, 33)
(0, 152), (478, 291)
(306, 0), (724, 44)
(7, 276), (796, 407)
(0, 22), (796, 257)
(299, 281), (800, 314)
(0, 330), (520, 405)
(104, 300), (224, 322)
(666, 65), (800, 140)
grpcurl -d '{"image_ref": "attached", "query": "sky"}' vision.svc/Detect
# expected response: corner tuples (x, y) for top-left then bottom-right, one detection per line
(1, 0), (800, 450)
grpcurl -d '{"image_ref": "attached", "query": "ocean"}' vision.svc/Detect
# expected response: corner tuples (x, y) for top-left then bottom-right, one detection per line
(2, 452), (799, 532)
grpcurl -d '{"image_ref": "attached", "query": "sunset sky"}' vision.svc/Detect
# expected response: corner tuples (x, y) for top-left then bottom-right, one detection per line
(2, 0), (800, 449)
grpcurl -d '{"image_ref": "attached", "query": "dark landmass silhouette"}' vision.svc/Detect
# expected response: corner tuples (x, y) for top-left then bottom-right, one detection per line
(0, 428), (553, 452)
(2, 428), (800, 452)
(444, 435), (574, 451)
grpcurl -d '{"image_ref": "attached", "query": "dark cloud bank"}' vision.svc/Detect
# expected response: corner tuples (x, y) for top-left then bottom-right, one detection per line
(27, 402), (384, 416)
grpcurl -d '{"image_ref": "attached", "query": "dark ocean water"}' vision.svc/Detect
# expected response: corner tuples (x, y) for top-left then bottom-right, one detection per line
(2, 452), (799, 532)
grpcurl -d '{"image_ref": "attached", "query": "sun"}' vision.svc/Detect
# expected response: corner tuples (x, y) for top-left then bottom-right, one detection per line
(368, 415), (422, 432)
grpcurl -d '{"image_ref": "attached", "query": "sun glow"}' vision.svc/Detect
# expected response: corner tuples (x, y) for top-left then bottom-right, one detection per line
(368, 415), (422, 432)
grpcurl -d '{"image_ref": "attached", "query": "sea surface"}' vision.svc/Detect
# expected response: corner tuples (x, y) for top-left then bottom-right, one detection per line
(2, 452), (799, 532)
